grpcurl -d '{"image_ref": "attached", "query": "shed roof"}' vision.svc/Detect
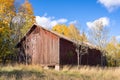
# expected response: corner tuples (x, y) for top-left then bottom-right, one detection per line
(16, 23), (97, 49)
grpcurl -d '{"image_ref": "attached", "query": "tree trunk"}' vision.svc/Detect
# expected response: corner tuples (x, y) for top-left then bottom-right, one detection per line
(77, 52), (80, 69)
(101, 54), (104, 67)
(80, 54), (82, 65)
(2, 56), (6, 65)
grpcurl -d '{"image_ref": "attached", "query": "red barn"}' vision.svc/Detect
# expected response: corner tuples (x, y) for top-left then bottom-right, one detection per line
(16, 24), (102, 69)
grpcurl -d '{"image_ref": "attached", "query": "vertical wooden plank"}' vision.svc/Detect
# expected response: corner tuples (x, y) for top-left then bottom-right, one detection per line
(42, 30), (44, 64)
(45, 31), (47, 64)
(49, 34), (52, 64)
(31, 35), (37, 64)
(48, 32), (50, 64)
(57, 38), (60, 64)
(46, 31), (49, 64)
(36, 33), (40, 64)
(50, 35), (53, 64)
(53, 39), (55, 63)
(39, 28), (42, 64)
(50, 34), (53, 64)
(26, 26), (60, 66)
(41, 28), (43, 64)
(56, 38), (59, 64)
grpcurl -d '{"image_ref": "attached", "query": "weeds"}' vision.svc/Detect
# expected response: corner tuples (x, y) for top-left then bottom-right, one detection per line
(0, 65), (120, 80)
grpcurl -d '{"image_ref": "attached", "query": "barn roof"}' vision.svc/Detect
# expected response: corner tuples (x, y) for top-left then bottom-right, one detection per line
(16, 23), (97, 49)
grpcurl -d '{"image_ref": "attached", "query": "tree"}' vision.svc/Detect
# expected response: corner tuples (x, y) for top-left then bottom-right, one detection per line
(88, 21), (109, 66)
(0, 0), (35, 64)
(19, 0), (33, 15)
(52, 24), (88, 68)
(18, 0), (35, 37)
(68, 24), (88, 68)
(0, 0), (16, 64)
(68, 24), (88, 42)
(11, 0), (35, 64)
(52, 24), (88, 42)
(105, 36), (120, 66)
(52, 24), (70, 37)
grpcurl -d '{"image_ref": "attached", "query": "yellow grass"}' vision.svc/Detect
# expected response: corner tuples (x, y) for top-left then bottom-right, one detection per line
(0, 64), (120, 80)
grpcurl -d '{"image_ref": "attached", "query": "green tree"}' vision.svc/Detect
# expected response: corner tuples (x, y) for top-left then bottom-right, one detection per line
(0, 0), (16, 64)
(11, 0), (35, 65)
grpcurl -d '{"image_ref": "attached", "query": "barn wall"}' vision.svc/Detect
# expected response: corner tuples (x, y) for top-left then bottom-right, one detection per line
(59, 38), (102, 66)
(17, 24), (102, 66)
(79, 48), (101, 66)
(87, 49), (101, 66)
(26, 27), (59, 66)
(60, 38), (77, 65)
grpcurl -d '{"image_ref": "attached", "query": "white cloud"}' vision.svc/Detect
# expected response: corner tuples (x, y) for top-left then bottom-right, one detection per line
(69, 20), (78, 25)
(98, 0), (120, 12)
(86, 17), (109, 30)
(35, 16), (67, 29)
(116, 36), (120, 40)
(57, 19), (68, 23)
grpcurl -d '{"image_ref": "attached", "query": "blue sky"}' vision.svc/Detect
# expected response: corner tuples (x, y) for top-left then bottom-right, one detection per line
(18, 0), (120, 40)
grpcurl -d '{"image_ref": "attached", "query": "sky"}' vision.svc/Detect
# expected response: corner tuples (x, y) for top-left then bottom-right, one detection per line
(17, 0), (120, 41)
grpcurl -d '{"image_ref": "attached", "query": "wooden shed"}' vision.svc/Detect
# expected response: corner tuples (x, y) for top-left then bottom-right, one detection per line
(16, 24), (102, 68)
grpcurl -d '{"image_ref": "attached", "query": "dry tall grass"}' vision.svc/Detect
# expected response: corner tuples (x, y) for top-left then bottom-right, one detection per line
(0, 65), (120, 80)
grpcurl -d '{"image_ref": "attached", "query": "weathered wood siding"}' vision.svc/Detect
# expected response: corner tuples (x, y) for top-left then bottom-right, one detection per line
(26, 26), (59, 65)
(81, 49), (101, 66)
(17, 24), (102, 66)
(60, 38), (101, 66)
(60, 38), (77, 65)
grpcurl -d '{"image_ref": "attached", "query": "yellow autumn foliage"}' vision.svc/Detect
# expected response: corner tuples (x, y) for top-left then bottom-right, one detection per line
(52, 24), (70, 37)
(105, 36), (120, 66)
(52, 24), (88, 42)
(18, 0), (35, 37)
(0, 0), (15, 59)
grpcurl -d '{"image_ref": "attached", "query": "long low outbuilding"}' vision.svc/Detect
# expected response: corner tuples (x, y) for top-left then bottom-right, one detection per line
(16, 24), (104, 69)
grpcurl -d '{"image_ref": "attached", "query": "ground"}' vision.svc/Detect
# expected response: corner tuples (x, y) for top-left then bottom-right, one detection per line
(0, 65), (120, 80)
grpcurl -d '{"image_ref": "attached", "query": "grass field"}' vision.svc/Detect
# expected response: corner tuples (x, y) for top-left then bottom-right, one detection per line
(0, 65), (120, 80)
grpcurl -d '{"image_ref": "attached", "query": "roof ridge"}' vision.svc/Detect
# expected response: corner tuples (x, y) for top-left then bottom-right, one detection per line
(17, 23), (98, 49)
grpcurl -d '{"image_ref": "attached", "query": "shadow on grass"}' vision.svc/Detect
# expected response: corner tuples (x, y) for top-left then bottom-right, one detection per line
(0, 70), (45, 80)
